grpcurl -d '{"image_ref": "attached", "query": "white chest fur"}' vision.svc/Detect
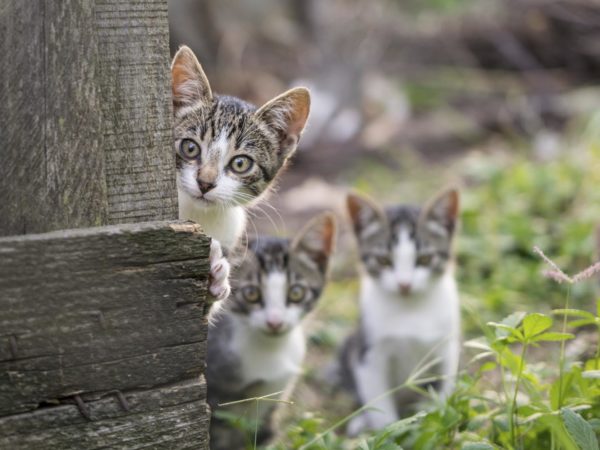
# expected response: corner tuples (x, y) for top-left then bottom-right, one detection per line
(360, 271), (460, 385)
(361, 271), (460, 343)
(178, 189), (246, 249)
(230, 319), (307, 396)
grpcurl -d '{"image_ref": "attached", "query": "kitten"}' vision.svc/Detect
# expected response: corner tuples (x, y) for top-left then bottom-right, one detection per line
(339, 188), (461, 435)
(171, 46), (311, 300)
(206, 213), (336, 450)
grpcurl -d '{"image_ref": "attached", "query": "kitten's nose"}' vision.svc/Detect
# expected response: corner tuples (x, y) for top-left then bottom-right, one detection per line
(266, 319), (283, 332)
(197, 180), (215, 194)
(399, 283), (412, 296)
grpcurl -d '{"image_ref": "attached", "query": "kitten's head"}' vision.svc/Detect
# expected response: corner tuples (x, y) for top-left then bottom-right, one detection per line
(171, 46), (311, 208)
(348, 188), (459, 297)
(226, 213), (336, 335)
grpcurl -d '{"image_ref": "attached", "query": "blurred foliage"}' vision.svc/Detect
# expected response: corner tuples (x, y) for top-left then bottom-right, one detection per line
(458, 114), (600, 334)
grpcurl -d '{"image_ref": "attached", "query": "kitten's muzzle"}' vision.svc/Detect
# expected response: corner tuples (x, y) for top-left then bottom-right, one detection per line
(197, 179), (216, 194)
(266, 318), (284, 333)
(399, 283), (412, 296)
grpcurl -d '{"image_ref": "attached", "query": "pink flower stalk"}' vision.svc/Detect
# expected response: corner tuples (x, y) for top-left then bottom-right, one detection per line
(572, 261), (600, 283)
(534, 245), (600, 285)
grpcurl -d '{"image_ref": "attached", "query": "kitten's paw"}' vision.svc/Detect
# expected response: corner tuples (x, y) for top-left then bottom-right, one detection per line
(346, 413), (369, 437)
(208, 239), (231, 301)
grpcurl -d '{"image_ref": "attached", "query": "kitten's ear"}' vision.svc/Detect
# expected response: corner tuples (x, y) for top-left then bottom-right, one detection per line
(292, 213), (336, 272)
(420, 188), (460, 237)
(347, 192), (387, 241)
(171, 46), (213, 112)
(255, 87), (311, 160)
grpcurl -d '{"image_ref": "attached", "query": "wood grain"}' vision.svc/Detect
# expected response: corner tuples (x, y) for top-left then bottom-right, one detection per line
(0, 0), (179, 236)
(0, 0), (108, 236)
(0, 221), (210, 417)
(0, 378), (210, 449)
(95, 0), (178, 224)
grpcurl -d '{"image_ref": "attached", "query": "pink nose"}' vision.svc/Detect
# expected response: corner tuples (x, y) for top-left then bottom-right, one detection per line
(399, 283), (412, 296)
(266, 319), (283, 332)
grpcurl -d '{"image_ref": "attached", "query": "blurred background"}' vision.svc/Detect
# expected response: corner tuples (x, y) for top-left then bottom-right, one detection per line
(169, 0), (600, 445)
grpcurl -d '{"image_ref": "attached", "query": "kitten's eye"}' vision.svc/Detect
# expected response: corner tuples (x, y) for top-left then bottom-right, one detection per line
(229, 155), (254, 174)
(179, 139), (200, 159)
(376, 255), (392, 267)
(288, 285), (306, 303)
(242, 286), (261, 303)
(416, 254), (433, 266)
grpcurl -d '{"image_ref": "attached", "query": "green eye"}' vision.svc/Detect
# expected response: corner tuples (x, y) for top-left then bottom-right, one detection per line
(416, 254), (433, 266)
(242, 286), (261, 303)
(179, 139), (200, 159)
(229, 155), (254, 174)
(288, 285), (306, 303)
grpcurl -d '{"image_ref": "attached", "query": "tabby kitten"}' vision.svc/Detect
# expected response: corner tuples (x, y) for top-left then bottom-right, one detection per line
(206, 213), (336, 450)
(171, 46), (311, 299)
(339, 188), (461, 435)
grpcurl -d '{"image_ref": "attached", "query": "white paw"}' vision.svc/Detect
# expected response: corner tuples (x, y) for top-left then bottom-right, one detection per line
(346, 413), (369, 437)
(208, 239), (230, 301)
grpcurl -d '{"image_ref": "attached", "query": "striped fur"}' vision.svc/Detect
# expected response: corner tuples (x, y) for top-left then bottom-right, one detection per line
(171, 46), (310, 251)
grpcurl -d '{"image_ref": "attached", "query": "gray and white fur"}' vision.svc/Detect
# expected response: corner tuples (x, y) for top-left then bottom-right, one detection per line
(339, 188), (461, 435)
(206, 213), (336, 450)
(171, 46), (311, 300)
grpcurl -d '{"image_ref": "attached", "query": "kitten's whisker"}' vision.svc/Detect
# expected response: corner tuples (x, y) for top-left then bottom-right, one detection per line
(255, 199), (286, 235)
(248, 203), (283, 236)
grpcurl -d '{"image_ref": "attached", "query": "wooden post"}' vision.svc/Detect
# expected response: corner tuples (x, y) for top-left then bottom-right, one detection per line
(0, 1), (108, 235)
(95, 0), (178, 224)
(0, 0), (178, 235)
(0, 1), (210, 448)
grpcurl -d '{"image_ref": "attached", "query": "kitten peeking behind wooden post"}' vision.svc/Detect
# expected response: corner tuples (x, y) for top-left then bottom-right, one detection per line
(206, 213), (336, 450)
(170, 46), (311, 300)
(339, 188), (461, 435)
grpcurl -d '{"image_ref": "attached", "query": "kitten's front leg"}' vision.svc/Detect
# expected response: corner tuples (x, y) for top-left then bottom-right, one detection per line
(438, 337), (460, 399)
(208, 239), (231, 301)
(353, 349), (398, 432)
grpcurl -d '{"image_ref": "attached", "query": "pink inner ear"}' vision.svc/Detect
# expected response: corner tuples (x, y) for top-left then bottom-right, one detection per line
(258, 88), (310, 139)
(171, 48), (211, 108)
(319, 216), (336, 256)
(286, 93), (310, 137)
(347, 195), (364, 226)
(443, 190), (460, 221)
(171, 63), (192, 103)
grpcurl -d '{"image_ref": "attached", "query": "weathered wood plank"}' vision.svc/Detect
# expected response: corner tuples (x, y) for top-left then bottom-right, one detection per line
(95, 0), (178, 224)
(0, 378), (210, 449)
(0, 0), (108, 236)
(0, 221), (210, 417)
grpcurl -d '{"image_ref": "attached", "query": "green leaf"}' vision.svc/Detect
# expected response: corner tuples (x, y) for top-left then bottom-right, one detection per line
(561, 408), (600, 450)
(487, 322), (524, 341)
(461, 443), (495, 450)
(582, 370), (600, 379)
(357, 440), (370, 450)
(530, 332), (575, 342)
(502, 311), (527, 329)
(522, 313), (553, 339)
(597, 299), (600, 318)
(553, 309), (596, 320)
(463, 338), (492, 351)
(479, 361), (497, 373)
(488, 312), (527, 339)
(568, 319), (597, 328)
(590, 418), (600, 432)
